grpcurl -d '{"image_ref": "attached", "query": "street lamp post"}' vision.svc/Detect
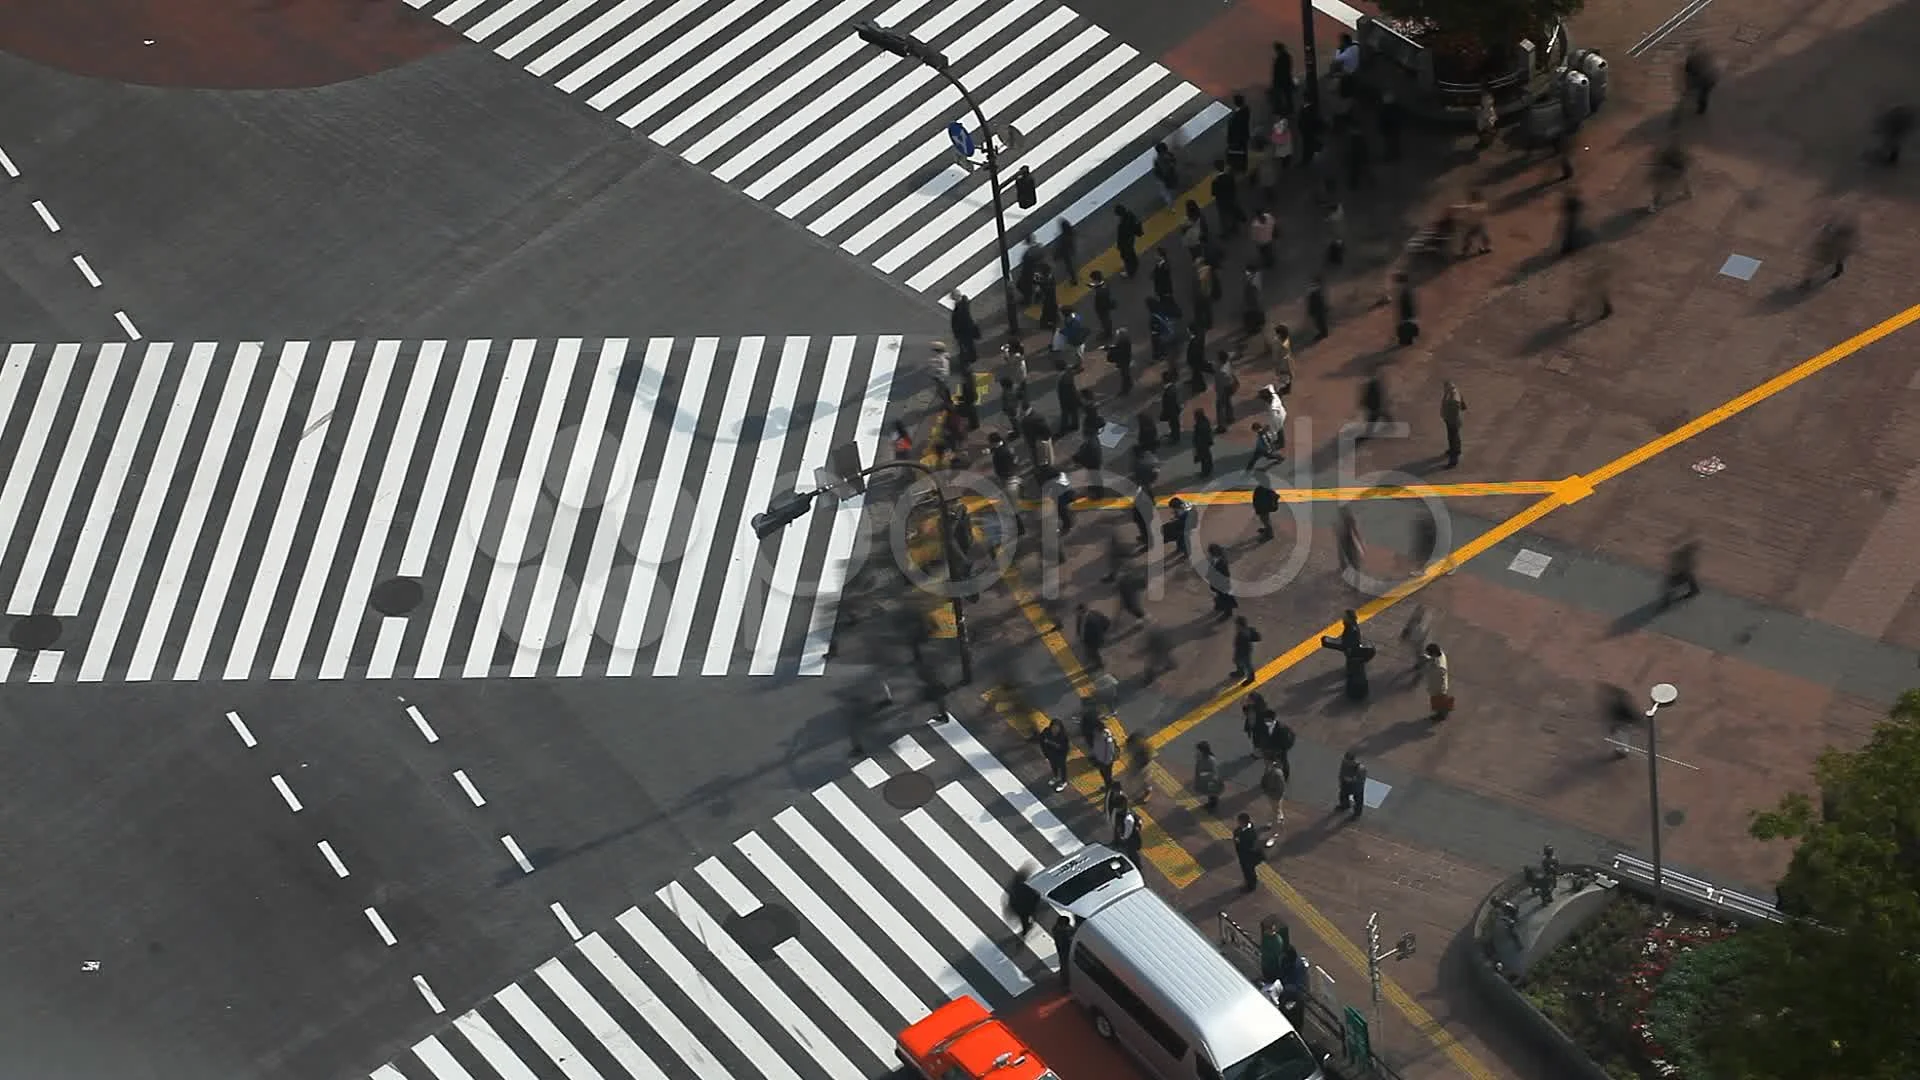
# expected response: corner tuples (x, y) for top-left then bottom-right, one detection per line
(752, 458), (974, 686)
(1644, 682), (1679, 909)
(854, 21), (1020, 340)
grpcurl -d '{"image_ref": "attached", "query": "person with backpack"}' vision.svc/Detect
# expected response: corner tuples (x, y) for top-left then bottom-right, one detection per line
(1251, 477), (1281, 541)
(1111, 792), (1144, 868)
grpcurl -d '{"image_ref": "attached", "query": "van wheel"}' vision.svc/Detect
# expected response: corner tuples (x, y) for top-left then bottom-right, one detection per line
(1091, 1009), (1116, 1040)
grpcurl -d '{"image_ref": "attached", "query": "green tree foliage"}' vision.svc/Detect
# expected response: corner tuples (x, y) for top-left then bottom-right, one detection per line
(1719, 690), (1920, 1078)
(1375, 0), (1585, 49)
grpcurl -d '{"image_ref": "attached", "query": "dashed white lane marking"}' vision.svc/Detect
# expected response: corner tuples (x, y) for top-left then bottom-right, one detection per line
(112, 311), (140, 340)
(226, 710), (256, 747)
(317, 840), (350, 878)
(73, 255), (101, 288)
(502, 834), (535, 874)
(31, 199), (58, 232)
(0, 146), (18, 178)
(551, 901), (583, 941)
(414, 974), (447, 1014)
(366, 906), (398, 946)
(2, 142), (140, 339)
(453, 769), (486, 807)
(270, 774), (303, 812)
(406, 704), (439, 743)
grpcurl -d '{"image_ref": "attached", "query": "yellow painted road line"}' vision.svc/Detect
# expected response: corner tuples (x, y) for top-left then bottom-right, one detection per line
(1038, 176), (1219, 315)
(1146, 487), (1567, 747)
(988, 560), (1204, 888)
(1146, 760), (1504, 1080)
(1585, 301), (1920, 484)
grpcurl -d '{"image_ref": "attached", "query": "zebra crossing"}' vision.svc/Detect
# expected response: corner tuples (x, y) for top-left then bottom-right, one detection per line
(402, 0), (1229, 304)
(0, 335), (901, 683)
(370, 717), (1089, 1080)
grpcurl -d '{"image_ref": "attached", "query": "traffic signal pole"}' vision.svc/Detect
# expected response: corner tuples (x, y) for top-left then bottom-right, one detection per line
(854, 21), (1020, 340)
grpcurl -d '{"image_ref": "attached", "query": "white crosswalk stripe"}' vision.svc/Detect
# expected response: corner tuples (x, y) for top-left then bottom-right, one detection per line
(368, 719), (1085, 1080)
(403, 0), (1230, 302)
(0, 336), (901, 682)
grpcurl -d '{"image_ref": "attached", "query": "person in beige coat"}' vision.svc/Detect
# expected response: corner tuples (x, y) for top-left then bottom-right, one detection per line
(1423, 643), (1453, 721)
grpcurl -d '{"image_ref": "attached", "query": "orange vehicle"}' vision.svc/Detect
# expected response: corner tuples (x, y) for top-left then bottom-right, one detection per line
(896, 996), (1060, 1080)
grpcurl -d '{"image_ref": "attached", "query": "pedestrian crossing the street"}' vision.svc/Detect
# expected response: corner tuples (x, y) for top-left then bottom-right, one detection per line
(370, 718), (1088, 1080)
(0, 335), (900, 683)
(402, 0), (1229, 304)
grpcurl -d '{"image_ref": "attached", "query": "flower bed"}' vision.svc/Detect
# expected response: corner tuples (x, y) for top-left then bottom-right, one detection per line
(1520, 892), (1750, 1080)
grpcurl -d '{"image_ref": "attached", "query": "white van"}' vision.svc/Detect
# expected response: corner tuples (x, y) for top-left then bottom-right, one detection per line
(1029, 845), (1326, 1080)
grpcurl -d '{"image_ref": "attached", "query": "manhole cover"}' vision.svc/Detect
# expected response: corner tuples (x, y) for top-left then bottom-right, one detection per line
(370, 577), (426, 617)
(9, 613), (61, 650)
(1665, 809), (1687, 827)
(727, 904), (798, 963)
(882, 771), (936, 810)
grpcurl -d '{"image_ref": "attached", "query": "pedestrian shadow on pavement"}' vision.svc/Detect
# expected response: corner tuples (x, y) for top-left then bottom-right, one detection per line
(1607, 597), (1667, 638)
(1521, 317), (1579, 355)
(1753, 280), (1819, 315)
(1350, 715), (1440, 760)
(1272, 809), (1350, 860)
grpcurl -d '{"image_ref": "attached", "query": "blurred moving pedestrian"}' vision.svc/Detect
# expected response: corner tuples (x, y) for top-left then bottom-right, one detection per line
(1194, 740), (1224, 813)
(1661, 542), (1702, 607)
(1251, 207), (1277, 268)
(1570, 252), (1615, 325)
(1005, 863), (1042, 937)
(1207, 543), (1236, 620)
(1455, 188), (1492, 255)
(1213, 160), (1245, 232)
(1337, 507), (1365, 578)
(1306, 276), (1330, 341)
(1411, 513), (1439, 572)
(1089, 724), (1118, 789)
(1232, 615), (1263, 685)
(1242, 692), (1276, 758)
(1143, 623), (1175, 683)
(951, 291), (980, 365)
(1076, 603), (1111, 670)
(1602, 684), (1639, 758)
(1260, 759), (1288, 846)
(1681, 44), (1717, 117)
(1126, 733), (1155, 807)
(1359, 371), (1391, 436)
(1802, 216), (1858, 286)
(1036, 716), (1071, 791)
(1402, 604), (1434, 665)
(1089, 270), (1115, 341)
(1234, 812), (1263, 890)
(1647, 142), (1692, 212)
(1440, 380), (1467, 468)
(1559, 188), (1587, 255)
(1873, 104), (1914, 165)
(1164, 496), (1195, 559)
(1336, 752), (1367, 819)
(1152, 142), (1180, 208)
(1392, 272), (1419, 347)
(1424, 643), (1453, 721)
(1054, 218), (1079, 286)
(1250, 422), (1284, 469)
(1474, 89), (1497, 149)
(1111, 792), (1144, 868)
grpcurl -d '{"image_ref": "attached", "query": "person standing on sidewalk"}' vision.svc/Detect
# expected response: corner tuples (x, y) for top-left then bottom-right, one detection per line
(1212, 160), (1245, 233)
(1441, 381), (1467, 468)
(951, 291), (981, 364)
(1114, 205), (1144, 278)
(1160, 375), (1183, 446)
(1227, 94), (1253, 172)
(1260, 759), (1287, 846)
(1424, 643), (1453, 721)
(1336, 752), (1367, 819)
(1089, 724), (1118, 790)
(1192, 410), (1216, 478)
(1681, 44), (1717, 117)
(1213, 356), (1239, 431)
(1055, 368), (1081, 436)
(1109, 326), (1135, 394)
(1234, 812), (1263, 891)
(1232, 615), (1263, 685)
(1252, 477), (1281, 541)
(1036, 716), (1071, 792)
(1089, 270), (1116, 342)
(1194, 740), (1224, 813)
(1207, 543), (1236, 621)
(1269, 42), (1295, 117)
(1151, 247), (1176, 301)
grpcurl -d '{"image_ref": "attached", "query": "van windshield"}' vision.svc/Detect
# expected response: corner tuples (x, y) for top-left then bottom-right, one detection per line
(1046, 856), (1135, 906)
(1221, 1030), (1320, 1080)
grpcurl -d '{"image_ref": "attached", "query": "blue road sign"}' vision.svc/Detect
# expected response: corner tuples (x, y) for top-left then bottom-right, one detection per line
(948, 121), (974, 157)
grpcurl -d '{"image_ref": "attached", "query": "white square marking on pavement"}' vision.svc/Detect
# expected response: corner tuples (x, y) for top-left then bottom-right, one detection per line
(1363, 778), (1392, 809)
(1508, 549), (1553, 578)
(1718, 253), (1761, 281)
(1099, 422), (1129, 449)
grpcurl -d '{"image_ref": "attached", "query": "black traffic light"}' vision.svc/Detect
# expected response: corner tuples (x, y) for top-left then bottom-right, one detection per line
(752, 490), (816, 539)
(853, 21), (948, 68)
(1013, 166), (1037, 209)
